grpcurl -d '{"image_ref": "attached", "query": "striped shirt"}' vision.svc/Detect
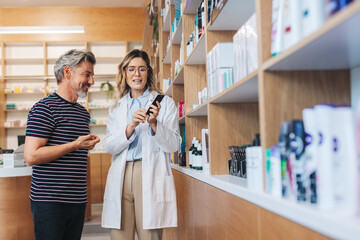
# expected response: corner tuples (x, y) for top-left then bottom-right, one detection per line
(26, 93), (90, 204)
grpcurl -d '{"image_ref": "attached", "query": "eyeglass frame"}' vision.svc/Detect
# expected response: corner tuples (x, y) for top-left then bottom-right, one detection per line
(125, 66), (149, 75)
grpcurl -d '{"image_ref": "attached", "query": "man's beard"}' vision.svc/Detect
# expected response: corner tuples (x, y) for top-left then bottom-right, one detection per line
(77, 89), (88, 98)
(74, 83), (90, 98)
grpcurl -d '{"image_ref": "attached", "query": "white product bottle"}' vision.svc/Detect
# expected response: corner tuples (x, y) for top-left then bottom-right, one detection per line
(195, 144), (203, 170)
(282, 0), (302, 51)
(301, 0), (325, 38)
(303, 108), (319, 204)
(271, 0), (284, 56)
(332, 107), (358, 216)
(314, 104), (335, 210)
(189, 137), (196, 168)
(271, 145), (282, 197)
(246, 146), (264, 192)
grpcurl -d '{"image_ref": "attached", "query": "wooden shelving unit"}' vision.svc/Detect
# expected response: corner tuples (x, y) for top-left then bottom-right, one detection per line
(0, 41), (141, 150)
(156, 0), (358, 239)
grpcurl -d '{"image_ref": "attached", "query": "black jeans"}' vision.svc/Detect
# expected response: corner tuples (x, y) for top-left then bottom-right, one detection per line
(30, 200), (86, 240)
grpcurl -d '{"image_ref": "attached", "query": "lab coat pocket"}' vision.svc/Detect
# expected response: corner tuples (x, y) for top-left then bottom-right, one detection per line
(155, 176), (176, 203)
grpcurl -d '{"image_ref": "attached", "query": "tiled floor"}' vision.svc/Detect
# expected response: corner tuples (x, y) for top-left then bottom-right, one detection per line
(81, 204), (110, 240)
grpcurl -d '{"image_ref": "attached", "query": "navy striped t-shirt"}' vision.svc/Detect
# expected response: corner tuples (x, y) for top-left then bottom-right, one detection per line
(26, 93), (90, 204)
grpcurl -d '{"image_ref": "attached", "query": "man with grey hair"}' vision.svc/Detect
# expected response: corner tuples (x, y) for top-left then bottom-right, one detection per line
(24, 49), (100, 240)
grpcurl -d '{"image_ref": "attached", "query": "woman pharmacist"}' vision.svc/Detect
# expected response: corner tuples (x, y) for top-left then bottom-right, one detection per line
(101, 49), (181, 240)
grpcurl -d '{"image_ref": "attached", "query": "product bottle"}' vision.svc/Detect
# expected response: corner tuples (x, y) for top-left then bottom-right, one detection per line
(191, 141), (199, 169)
(303, 108), (318, 204)
(197, 4), (202, 38)
(279, 121), (290, 198)
(332, 106), (358, 216)
(189, 137), (196, 168)
(315, 104), (335, 210)
(201, 1), (205, 36)
(292, 120), (306, 202)
(246, 134), (264, 192)
(196, 145), (203, 170)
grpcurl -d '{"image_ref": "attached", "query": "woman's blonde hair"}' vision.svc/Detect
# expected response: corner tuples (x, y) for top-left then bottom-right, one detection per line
(114, 49), (162, 101)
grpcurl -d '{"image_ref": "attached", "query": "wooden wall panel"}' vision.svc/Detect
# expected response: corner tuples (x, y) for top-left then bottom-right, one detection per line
(101, 153), (112, 199)
(0, 43), (5, 148)
(0, 176), (34, 240)
(0, 7), (145, 42)
(261, 70), (350, 148)
(184, 65), (206, 113)
(169, 170), (329, 240)
(208, 103), (259, 175)
(90, 153), (102, 203)
(167, 170), (260, 240)
(255, 0), (272, 63)
(259, 208), (330, 240)
(172, 84), (185, 106)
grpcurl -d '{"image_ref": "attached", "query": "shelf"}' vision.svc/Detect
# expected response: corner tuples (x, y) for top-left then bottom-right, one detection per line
(173, 66), (184, 84)
(88, 107), (109, 110)
(162, 47), (172, 64)
(183, 0), (202, 14)
(187, 102), (208, 117)
(263, 1), (360, 70)
(165, 84), (173, 97)
(5, 92), (44, 95)
(96, 57), (123, 63)
(208, 0), (255, 31)
(209, 70), (258, 103)
(5, 109), (30, 112)
(5, 58), (43, 64)
(185, 34), (206, 65)
(179, 116), (185, 124)
(171, 163), (360, 240)
(172, 17), (183, 45)
(163, 7), (171, 32)
(3, 75), (48, 80)
(5, 126), (26, 129)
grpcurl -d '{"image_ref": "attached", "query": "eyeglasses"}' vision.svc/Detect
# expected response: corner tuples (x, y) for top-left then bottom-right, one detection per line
(125, 66), (148, 75)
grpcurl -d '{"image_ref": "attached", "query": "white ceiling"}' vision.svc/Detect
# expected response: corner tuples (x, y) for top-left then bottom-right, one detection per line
(0, 0), (146, 8)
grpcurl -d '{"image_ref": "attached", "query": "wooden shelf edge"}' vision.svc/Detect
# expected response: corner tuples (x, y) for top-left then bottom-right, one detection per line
(209, 70), (259, 103)
(187, 102), (208, 117)
(184, 33), (206, 65)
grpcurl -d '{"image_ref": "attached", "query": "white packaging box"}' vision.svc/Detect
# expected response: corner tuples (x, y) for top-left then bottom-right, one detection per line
(301, 0), (325, 38)
(3, 153), (14, 168)
(233, 25), (247, 83)
(212, 42), (234, 69)
(282, 0), (302, 51)
(245, 13), (259, 74)
(213, 68), (232, 97)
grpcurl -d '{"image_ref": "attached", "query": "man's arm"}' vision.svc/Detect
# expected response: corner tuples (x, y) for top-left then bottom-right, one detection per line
(24, 134), (100, 166)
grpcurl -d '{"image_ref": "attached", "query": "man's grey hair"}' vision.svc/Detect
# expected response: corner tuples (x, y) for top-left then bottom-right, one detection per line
(54, 49), (96, 84)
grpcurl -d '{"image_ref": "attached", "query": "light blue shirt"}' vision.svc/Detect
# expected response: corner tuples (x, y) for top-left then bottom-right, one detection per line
(126, 89), (151, 161)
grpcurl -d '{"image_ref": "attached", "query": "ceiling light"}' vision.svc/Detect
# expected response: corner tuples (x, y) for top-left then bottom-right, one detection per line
(0, 26), (85, 34)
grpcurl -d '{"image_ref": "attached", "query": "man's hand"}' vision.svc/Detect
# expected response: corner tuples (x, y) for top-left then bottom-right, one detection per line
(74, 134), (100, 150)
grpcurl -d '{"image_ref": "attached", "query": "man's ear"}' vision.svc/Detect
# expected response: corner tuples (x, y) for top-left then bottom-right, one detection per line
(64, 66), (72, 79)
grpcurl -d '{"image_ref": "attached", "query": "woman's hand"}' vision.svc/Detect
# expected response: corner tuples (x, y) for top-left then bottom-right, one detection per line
(147, 101), (161, 133)
(126, 108), (147, 139)
(130, 108), (147, 128)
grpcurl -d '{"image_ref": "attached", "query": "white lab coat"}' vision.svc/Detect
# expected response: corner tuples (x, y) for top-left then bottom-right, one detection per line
(101, 90), (181, 229)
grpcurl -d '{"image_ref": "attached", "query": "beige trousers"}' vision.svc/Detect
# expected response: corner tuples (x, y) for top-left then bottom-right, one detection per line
(110, 161), (162, 240)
